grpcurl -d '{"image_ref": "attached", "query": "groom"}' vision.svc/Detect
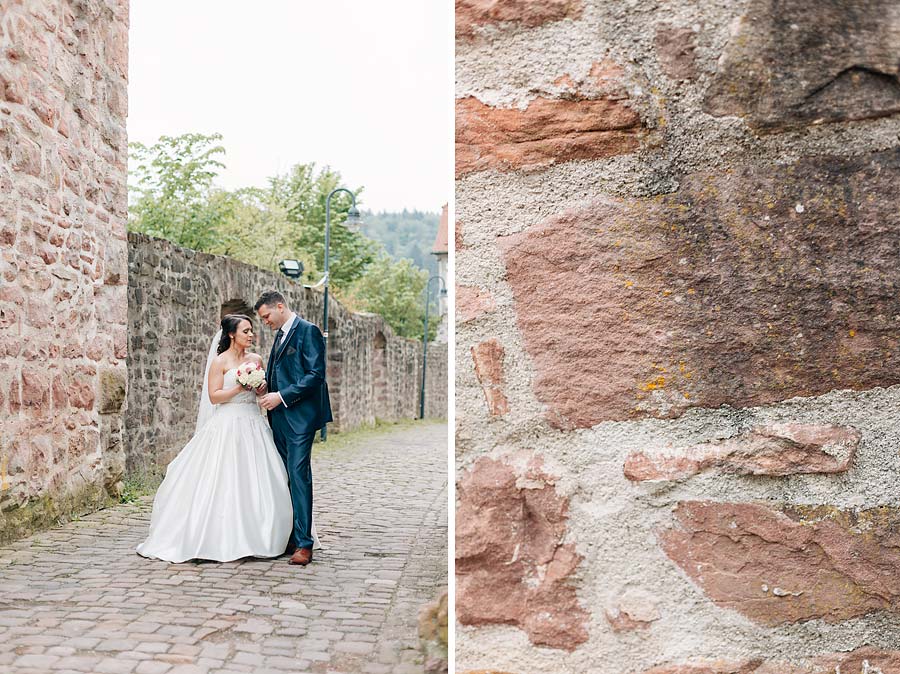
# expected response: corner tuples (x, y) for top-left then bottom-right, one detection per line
(254, 291), (332, 566)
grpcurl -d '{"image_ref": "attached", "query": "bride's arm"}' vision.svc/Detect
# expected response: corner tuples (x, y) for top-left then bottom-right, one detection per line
(207, 359), (244, 404)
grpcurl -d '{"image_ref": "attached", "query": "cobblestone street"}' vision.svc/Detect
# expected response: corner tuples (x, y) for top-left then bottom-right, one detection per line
(0, 422), (448, 674)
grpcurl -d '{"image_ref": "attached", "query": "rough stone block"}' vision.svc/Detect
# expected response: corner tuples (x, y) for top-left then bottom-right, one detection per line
(99, 368), (126, 414)
(502, 149), (900, 428)
(470, 339), (508, 416)
(456, 0), (581, 37)
(456, 285), (496, 324)
(605, 590), (661, 632)
(456, 95), (642, 176)
(655, 24), (697, 81)
(456, 455), (588, 650)
(704, 0), (900, 130)
(624, 423), (859, 482)
(661, 501), (900, 625)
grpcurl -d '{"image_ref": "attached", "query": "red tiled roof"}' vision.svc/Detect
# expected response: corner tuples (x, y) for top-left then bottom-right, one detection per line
(432, 203), (448, 254)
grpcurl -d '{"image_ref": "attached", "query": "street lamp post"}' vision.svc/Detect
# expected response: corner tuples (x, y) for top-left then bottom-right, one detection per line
(320, 187), (360, 441)
(419, 275), (446, 420)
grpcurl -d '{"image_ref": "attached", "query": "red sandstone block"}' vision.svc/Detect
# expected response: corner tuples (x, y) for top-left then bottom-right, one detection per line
(455, 220), (465, 251)
(20, 368), (49, 409)
(624, 423), (859, 482)
(51, 374), (68, 409)
(456, 95), (642, 176)
(655, 24), (697, 81)
(456, 285), (496, 324)
(661, 501), (900, 625)
(456, 0), (581, 37)
(501, 149), (900, 428)
(456, 455), (588, 650)
(470, 339), (508, 416)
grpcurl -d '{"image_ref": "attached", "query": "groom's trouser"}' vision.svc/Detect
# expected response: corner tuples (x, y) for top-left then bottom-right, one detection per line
(271, 423), (316, 550)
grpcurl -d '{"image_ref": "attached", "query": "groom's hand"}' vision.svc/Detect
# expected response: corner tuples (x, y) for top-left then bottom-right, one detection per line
(258, 392), (283, 410)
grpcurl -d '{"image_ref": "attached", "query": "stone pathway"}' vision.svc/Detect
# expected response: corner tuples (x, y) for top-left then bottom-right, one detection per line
(0, 422), (448, 674)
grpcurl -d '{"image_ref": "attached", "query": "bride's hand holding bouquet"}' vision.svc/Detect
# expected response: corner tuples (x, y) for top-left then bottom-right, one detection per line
(236, 362), (266, 392)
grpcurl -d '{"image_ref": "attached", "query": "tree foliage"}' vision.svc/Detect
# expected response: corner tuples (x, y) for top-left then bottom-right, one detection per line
(268, 165), (376, 288)
(129, 133), (232, 251)
(127, 133), (441, 340)
(344, 253), (437, 340)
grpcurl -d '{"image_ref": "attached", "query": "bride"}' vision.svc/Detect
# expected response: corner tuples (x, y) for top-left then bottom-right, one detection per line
(136, 313), (317, 563)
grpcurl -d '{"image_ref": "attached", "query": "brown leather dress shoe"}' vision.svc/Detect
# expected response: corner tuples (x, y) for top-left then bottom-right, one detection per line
(289, 547), (312, 565)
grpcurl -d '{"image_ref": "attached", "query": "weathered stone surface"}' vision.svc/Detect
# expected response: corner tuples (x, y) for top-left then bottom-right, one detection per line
(456, 456), (589, 650)
(456, 0), (581, 37)
(624, 423), (859, 482)
(605, 590), (661, 632)
(470, 339), (508, 416)
(501, 149), (900, 428)
(644, 649), (900, 673)
(655, 24), (697, 81)
(0, 0), (129, 542)
(457, 285), (497, 323)
(661, 501), (900, 625)
(704, 0), (900, 130)
(456, 95), (643, 176)
(99, 368), (126, 414)
(20, 369), (50, 409)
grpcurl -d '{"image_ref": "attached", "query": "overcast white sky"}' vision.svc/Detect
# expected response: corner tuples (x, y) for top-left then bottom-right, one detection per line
(128, 1), (452, 213)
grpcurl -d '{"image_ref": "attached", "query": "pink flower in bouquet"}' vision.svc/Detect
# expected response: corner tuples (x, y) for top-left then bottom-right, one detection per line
(236, 361), (266, 389)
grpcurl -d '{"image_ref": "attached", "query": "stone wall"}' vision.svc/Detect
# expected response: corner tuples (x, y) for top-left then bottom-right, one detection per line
(0, 0), (129, 544)
(127, 233), (447, 474)
(455, 1), (900, 672)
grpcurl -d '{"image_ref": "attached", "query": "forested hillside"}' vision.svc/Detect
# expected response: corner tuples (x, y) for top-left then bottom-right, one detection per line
(362, 209), (441, 275)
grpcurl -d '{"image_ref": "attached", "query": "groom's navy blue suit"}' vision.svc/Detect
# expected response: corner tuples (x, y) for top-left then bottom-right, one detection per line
(266, 315), (332, 551)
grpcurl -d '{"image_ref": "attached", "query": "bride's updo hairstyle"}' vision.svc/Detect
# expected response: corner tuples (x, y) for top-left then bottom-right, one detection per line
(217, 314), (253, 354)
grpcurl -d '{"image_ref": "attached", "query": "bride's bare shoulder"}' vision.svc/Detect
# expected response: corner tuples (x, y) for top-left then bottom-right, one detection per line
(210, 352), (230, 372)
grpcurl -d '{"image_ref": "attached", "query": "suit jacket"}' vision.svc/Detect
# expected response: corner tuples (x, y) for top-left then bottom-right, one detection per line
(266, 316), (333, 434)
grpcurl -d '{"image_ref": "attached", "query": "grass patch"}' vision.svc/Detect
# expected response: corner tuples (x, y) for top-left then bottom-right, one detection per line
(118, 470), (164, 504)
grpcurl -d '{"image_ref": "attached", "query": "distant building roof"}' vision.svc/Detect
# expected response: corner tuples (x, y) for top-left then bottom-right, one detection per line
(432, 203), (448, 255)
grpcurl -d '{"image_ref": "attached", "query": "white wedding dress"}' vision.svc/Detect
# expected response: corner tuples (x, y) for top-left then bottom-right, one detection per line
(136, 367), (310, 563)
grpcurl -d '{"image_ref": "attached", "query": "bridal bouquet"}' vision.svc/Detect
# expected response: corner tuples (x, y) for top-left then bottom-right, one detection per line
(236, 362), (266, 390)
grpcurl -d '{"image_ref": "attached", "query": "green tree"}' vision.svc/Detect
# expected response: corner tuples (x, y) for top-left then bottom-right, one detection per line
(128, 133), (231, 251)
(345, 252), (436, 340)
(269, 164), (377, 289)
(207, 187), (318, 276)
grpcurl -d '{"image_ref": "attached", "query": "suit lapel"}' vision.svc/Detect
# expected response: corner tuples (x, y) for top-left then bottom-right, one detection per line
(274, 318), (301, 363)
(266, 334), (277, 387)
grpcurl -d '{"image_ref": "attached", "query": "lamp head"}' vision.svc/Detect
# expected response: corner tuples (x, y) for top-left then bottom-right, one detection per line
(278, 259), (304, 279)
(345, 205), (362, 231)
